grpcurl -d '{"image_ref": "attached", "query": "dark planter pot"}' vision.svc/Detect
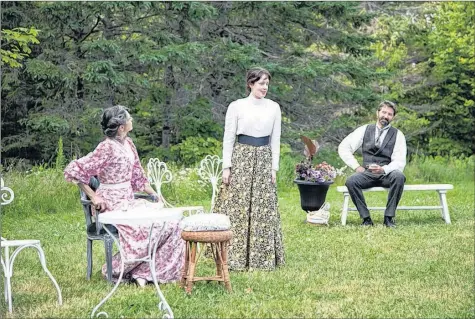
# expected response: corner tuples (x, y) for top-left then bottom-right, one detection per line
(294, 180), (334, 212)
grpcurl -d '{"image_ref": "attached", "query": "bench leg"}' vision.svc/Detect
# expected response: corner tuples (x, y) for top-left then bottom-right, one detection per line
(341, 193), (350, 226)
(438, 191), (451, 224)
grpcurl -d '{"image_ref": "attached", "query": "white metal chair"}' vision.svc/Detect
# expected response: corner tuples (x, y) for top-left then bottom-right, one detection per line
(146, 157), (203, 215)
(197, 155), (223, 213)
(1, 178), (63, 313)
(147, 157), (174, 208)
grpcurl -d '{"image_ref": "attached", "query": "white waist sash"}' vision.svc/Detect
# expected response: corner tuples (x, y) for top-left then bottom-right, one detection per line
(99, 181), (131, 190)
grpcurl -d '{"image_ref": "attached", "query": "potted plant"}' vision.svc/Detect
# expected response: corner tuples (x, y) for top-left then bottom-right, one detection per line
(294, 136), (336, 216)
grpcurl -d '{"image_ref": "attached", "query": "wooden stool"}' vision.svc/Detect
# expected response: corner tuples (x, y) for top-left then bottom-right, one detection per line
(180, 230), (232, 294)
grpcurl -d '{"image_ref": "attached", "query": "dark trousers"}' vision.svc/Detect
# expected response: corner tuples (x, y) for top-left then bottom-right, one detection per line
(345, 170), (406, 218)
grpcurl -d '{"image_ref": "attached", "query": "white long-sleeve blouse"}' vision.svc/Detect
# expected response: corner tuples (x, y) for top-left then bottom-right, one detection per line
(222, 94), (282, 171)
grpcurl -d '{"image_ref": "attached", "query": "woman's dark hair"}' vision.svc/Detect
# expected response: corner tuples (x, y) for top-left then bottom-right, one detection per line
(101, 105), (130, 138)
(378, 100), (397, 115)
(246, 67), (271, 93)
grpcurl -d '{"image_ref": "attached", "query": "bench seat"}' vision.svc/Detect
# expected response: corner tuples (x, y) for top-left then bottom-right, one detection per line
(336, 184), (453, 225)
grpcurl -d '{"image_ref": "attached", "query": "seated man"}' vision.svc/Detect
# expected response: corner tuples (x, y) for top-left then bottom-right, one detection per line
(338, 101), (407, 227)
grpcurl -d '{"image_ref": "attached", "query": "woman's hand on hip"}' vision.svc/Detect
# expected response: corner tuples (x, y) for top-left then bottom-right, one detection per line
(271, 170), (277, 184)
(150, 193), (160, 203)
(222, 168), (231, 185)
(92, 195), (107, 212)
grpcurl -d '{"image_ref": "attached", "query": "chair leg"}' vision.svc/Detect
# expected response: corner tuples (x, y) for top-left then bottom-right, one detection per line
(341, 193), (350, 226)
(214, 243), (223, 278)
(6, 272), (12, 312)
(4, 274), (7, 303)
(180, 241), (190, 288)
(438, 191), (451, 224)
(86, 239), (93, 280)
(186, 242), (197, 294)
(3, 246), (13, 312)
(104, 235), (114, 283)
(221, 241), (232, 292)
(34, 244), (63, 306)
(2, 256), (8, 304)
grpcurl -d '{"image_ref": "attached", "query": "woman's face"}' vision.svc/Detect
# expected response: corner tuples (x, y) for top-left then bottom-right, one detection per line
(122, 112), (133, 134)
(249, 75), (269, 99)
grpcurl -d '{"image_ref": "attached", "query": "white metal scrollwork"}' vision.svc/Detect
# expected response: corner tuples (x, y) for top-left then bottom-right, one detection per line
(147, 158), (173, 208)
(1, 178), (14, 206)
(197, 155), (223, 214)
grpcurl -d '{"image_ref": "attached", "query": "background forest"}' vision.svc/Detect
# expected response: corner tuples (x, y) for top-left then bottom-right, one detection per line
(1, 3), (474, 318)
(1, 1), (474, 168)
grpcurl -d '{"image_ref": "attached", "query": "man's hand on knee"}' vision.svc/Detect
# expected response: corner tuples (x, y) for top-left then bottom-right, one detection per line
(356, 166), (365, 173)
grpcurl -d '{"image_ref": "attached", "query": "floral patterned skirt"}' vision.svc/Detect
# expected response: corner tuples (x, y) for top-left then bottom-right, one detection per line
(213, 143), (285, 271)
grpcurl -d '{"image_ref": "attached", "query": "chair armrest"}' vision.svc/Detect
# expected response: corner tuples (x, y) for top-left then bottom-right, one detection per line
(81, 198), (92, 206)
(134, 193), (154, 200)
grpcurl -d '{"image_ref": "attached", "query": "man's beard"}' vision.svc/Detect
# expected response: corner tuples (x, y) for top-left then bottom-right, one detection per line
(379, 117), (389, 127)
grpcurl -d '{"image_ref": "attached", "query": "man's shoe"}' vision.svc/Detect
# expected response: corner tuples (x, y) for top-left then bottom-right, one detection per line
(383, 216), (396, 228)
(361, 217), (374, 226)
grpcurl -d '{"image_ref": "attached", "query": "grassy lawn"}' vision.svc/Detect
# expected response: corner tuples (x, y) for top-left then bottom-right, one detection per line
(1, 162), (474, 318)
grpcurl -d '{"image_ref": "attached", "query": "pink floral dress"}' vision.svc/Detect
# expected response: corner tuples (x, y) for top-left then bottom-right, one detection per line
(64, 137), (184, 283)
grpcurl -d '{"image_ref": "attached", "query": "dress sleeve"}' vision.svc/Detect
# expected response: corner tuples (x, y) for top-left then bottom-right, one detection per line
(64, 140), (111, 185)
(222, 101), (238, 169)
(128, 138), (149, 192)
(270, 102), (282, 171)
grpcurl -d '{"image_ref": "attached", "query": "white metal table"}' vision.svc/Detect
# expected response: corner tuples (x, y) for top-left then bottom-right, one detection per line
(90, 207), (185, 319)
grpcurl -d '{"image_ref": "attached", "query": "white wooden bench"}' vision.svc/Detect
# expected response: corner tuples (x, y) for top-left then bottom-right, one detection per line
(337, 184), (454, 225)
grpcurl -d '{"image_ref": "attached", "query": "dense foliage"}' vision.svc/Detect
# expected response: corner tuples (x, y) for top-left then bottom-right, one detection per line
(1, 1), (473, 168)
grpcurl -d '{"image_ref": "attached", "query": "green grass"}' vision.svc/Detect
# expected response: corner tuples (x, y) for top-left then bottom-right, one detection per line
(1, 158), (474, 318)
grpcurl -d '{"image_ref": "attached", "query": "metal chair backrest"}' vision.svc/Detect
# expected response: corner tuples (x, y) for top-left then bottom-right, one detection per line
(1, 178), (15, 242)
(197, 155), (223, 214)
(1, 178), (14, 206)
(79, 176), (103, 235)
(147, 158), (173, 208)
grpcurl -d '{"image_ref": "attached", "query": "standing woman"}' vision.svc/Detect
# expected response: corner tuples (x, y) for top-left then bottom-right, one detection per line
(214, 67), (285, 271)
(64, 105), (184, 286)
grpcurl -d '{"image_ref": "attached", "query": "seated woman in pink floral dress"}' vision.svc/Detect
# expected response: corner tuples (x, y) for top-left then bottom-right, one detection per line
(64, 105), (184, 287)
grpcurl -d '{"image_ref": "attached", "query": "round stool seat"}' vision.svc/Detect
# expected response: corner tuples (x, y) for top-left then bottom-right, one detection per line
(181, 230), (233, 243)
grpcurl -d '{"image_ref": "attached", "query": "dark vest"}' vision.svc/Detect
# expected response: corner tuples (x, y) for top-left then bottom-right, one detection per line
(362, 124), (397, 167)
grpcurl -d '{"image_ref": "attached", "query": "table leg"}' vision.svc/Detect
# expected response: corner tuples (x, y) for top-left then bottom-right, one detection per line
(150, 222), (174, 319)
(91, 222), (175, 319)
(90, 226), (125, 318)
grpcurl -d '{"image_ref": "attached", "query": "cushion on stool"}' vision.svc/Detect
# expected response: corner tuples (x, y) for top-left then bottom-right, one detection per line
(180, 213), (231, 232)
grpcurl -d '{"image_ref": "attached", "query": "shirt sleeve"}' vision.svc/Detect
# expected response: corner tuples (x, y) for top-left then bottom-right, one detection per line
(128, 138), (149, 192)
(222, 101), (238, 169)
(382, 130), (407, 174)
(64, 141), (111, 185)
(270, 103), (282, 171)
(338, 125), (367, 170)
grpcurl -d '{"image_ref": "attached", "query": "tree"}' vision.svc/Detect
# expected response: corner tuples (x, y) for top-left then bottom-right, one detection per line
(370, 2), (475, 156)
(1, 27), (39, 68)
(2, 1), (383, 166)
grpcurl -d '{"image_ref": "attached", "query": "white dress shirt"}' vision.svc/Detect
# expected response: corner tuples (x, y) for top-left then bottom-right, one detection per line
(222, 94), (282, 171)
(338, 124), (407, 174)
